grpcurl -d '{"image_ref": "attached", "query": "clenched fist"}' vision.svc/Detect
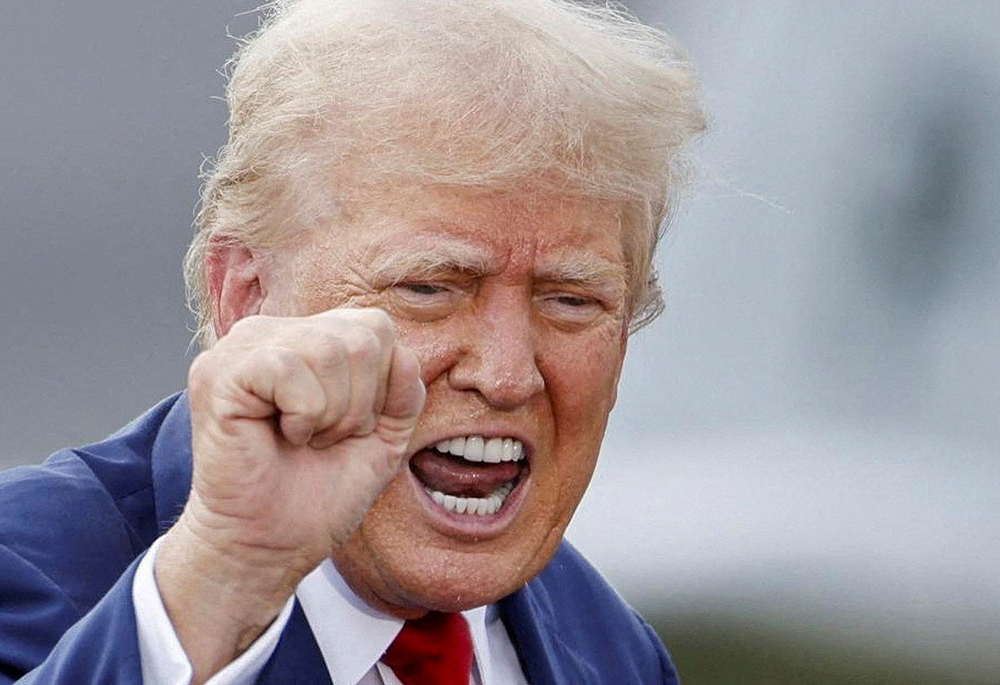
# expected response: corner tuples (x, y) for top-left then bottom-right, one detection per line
(155, 308), (424, 680)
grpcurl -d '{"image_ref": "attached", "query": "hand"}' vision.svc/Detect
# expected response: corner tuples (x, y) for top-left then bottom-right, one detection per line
(155, 308), (424, 681)
(186, 307), (424, 565)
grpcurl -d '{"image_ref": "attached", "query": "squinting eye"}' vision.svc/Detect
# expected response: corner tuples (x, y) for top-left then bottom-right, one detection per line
(554, 295), (591, 307)
(538, 292), (604, 325)
(400, 283), (445, 296)
(389, 281), (458, 321)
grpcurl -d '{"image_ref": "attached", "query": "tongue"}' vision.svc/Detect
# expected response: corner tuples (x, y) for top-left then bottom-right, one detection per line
(410, 449), (521, 498)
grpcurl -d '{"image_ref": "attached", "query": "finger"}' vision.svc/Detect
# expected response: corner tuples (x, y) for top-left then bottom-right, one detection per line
(231, 347), (328, 446)
(380, 343), (425, 423)
(297, 335), (352, 438)
(272, 316), (382, 444)
(307, 326), (388, 447)
(338, 308), (397, 415)
(343, 327), (385, 436)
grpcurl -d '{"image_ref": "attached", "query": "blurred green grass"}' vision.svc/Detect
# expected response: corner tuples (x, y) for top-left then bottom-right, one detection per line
(648, 613), (991, 685)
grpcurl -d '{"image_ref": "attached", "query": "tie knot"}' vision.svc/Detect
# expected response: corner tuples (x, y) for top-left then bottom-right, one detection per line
(383, 612), (474, 685)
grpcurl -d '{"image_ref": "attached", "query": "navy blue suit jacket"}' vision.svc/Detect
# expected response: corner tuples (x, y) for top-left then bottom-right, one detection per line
(0, 393), (678, 683)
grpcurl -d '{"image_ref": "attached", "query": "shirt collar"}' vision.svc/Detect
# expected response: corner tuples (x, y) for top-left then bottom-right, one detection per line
(296, 559), (498, 685)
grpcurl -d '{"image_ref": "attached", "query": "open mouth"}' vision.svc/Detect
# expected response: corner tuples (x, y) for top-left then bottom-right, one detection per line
(409, 435), (528, 516)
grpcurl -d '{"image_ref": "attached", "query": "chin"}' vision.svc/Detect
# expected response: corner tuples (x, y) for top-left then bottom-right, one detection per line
(332, 472), (572, 617)
(384, 546), (540, 613)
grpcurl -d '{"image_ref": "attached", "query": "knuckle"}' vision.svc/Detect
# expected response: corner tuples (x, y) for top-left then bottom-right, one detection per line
(345, 329), (381, 365)
(187, 354), (214, 402)
(293, 385), (326, 421)
(313, 335), (349, 372)
(326, 384), (351, 419)
(234, 345), (298, 390)
(365, 309), (396, 343)
(314, 341), (350, 377)
(258, 346), (297, 377)
(188, 351), (212, 386)
(316, 307), (360, 330)
(339, 308), (395, 340)
(365, 307), (393, 329)
(227, 314), (272, 339)
(300, 398), (327, 424)
(188, 349), (233, 401)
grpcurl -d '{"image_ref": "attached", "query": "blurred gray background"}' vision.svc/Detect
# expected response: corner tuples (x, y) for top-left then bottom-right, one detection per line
(2, 2), (997, 682)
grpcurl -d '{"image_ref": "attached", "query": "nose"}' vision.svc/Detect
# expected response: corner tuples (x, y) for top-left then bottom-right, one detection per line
(447, 286), (545, 410)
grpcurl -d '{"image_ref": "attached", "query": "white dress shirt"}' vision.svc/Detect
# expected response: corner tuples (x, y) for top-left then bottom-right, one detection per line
(133, 537), (528, 684)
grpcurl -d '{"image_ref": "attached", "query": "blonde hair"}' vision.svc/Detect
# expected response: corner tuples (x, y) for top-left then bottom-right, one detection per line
(185, 0), (706, 344)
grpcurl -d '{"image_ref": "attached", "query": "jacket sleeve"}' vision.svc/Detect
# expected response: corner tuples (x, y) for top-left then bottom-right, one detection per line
(0, 545), (144, 684)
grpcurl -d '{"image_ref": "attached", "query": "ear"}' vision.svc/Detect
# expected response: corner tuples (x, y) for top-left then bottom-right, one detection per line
(206, 243), (266, 339)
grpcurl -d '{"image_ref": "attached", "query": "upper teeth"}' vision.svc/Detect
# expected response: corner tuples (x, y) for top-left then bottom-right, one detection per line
(434, 436), (524, 463)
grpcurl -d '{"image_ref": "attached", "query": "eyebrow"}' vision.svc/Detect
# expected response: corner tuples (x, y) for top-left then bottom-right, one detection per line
(363, 240), (493, 284)
(535, 253), (626, 287)
(362, 238), (627, 296)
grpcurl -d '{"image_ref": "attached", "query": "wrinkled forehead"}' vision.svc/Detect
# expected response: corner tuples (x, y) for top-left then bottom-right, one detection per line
(306, 184), (628, 281)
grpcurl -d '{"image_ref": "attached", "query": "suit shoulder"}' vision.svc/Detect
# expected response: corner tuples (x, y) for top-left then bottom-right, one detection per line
(0, 394), (179, 612)
(0, 454), (136, 616)
(523, 541), (679, 683)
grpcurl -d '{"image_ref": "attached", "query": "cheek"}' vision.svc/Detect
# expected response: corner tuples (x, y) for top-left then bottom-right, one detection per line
(545, 327), (624, 420)
(539, 328), (625, 494)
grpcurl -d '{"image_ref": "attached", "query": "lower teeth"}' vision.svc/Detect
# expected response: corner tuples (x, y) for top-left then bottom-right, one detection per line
(426, 482), (515, 516)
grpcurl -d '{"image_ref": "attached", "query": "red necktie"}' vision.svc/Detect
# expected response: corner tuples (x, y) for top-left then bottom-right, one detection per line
(382, 611), (474, 685)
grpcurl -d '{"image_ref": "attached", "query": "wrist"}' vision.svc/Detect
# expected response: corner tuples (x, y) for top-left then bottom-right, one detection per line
(154, 509), (317, 682)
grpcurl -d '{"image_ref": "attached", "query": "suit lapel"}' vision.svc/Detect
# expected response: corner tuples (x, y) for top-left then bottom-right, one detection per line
(499, 584), (599, 685)
(150, 391), (194, 535)
(256, 601), (332, 684)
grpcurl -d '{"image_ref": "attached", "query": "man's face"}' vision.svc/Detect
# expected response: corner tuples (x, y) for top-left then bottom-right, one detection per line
(266, 185), (629, 614)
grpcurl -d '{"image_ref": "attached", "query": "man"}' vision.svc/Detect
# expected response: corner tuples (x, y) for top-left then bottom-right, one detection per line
(0, 0), (704, 682)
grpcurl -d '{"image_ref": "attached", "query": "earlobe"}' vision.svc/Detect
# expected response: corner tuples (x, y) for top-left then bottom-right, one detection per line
(206, 243), (266, 339)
